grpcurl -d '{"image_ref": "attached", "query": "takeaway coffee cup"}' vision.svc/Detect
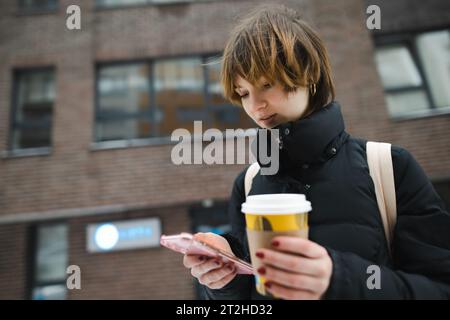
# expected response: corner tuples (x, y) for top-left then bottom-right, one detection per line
(241, 193), (312, 297)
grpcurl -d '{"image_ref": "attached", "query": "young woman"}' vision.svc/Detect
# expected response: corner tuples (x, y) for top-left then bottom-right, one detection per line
(183, 5), (450, 299)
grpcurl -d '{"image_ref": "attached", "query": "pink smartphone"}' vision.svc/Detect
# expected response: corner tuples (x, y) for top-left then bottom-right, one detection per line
(160, 232), (253, 275)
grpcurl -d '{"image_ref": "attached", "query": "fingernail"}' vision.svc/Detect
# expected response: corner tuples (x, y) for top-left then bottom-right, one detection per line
(264, 282), (272, 289)
(256, 252), (264, 259)
(257, 267), (266, 275)
(271, 240), (280, 247)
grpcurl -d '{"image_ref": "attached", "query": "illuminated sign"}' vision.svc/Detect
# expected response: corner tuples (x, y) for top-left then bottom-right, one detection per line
(87, 218), (161, 253)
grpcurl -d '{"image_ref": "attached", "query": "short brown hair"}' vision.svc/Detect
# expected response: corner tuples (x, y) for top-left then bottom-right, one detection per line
(221, 5), (335, 116)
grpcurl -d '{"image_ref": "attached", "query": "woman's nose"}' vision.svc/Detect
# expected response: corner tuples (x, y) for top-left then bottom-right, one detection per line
(248, 95), (267, 112)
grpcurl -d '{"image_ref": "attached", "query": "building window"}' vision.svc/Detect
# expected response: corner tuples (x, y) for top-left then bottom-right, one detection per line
(155, 57), (205, 136)
(95, 56), (253, 142)
(18, 0), (58, 11)
(96, 0), (213, 8)
(96, 63), (151, 141)
(10, 68), (55, 150)
(189, 200), (231, 299)
(30, 223), (68, 300)
(374, 29), (450, 118)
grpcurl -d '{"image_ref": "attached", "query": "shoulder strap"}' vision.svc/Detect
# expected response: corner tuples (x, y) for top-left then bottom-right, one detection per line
(366, 141), (397, 255)
(244, 162), (260, 197)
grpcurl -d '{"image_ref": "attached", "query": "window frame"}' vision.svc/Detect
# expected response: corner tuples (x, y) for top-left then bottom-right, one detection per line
(374, 28), (450, 120)
(9, 67), (56, 153)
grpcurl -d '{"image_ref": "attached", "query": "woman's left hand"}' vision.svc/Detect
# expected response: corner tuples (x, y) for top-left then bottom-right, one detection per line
(255, 236), (333, 300)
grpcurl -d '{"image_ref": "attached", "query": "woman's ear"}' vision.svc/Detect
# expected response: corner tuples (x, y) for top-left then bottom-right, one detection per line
(309, 83), (317, 96)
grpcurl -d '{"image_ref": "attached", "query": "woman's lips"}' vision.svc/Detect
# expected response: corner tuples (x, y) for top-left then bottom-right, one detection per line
(259, 114), (277, 126)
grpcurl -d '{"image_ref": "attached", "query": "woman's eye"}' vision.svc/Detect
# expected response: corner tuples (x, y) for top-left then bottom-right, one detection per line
(263, 83), (272, 89)
(240, 93), (249, 99)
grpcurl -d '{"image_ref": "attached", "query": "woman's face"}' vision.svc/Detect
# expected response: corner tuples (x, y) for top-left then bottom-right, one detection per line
(234, 76), (309, 129)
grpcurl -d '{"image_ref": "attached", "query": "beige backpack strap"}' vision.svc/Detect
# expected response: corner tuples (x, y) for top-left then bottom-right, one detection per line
(366, 141), (397, 255)
(245, 162), (260, 197)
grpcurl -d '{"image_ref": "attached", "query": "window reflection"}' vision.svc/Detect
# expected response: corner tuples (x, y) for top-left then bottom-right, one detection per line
(155, 58), (205, 135)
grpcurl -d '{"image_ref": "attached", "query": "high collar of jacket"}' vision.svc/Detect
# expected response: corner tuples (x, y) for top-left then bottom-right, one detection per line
(255, 101), (349, 171)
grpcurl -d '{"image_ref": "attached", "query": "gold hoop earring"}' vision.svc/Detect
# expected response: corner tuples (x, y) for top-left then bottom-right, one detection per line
(310, 83), (317, 96)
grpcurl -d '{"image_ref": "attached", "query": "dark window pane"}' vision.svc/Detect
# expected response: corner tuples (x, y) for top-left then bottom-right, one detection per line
(12, 69), (54, 149)
(154, 58), (204, 135)
(189, 201), (230, 300)
(13, 126), (51, 149)
(32, 284), (66, 300)
(35, 224), (68, 283)
(19, 0), (58, 10)
(98, 64), (149, 113)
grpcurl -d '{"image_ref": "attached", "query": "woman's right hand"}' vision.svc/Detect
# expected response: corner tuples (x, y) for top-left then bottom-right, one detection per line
(183, 232), (238, 289)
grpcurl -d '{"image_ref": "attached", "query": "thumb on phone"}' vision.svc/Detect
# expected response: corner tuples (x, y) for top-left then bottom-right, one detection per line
(193, 232), (234, 255)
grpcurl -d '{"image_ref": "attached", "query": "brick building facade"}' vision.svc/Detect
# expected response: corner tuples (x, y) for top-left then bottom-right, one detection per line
(0, 0), (449, 299)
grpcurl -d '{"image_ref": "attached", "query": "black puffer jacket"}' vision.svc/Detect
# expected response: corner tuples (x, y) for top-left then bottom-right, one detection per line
(203, 101), (450, 299)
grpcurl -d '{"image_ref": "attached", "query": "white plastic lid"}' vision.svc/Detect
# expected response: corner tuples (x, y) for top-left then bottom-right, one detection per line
(241, 193), (312, 215)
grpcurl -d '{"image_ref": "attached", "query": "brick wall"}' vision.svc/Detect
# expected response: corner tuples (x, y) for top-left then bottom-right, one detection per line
(0, 223), (28, 300)
(67, 205), (195, 299)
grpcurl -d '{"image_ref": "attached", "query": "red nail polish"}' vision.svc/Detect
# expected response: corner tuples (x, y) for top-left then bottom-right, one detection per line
(256, 252), (264, 259)
(271, 240), (280, 247)
(257, 267), (266, 275)
(265, 282), (272, 289)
